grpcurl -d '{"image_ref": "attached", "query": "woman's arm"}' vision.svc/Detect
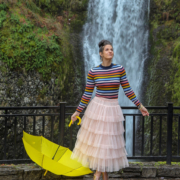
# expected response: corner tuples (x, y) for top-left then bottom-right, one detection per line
(76, 69), (95, 112)
(119, 66), (149, 116)
(120, 66), (141, 106)
(71, 69), (95, 123)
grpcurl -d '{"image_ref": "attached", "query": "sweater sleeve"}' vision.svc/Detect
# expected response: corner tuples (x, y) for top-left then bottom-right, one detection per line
(120, 66), (141, 107)
(76, 69), (95, 113)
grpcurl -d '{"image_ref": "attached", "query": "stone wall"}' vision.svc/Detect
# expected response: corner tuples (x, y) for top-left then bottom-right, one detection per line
(1, 162), (180, 180)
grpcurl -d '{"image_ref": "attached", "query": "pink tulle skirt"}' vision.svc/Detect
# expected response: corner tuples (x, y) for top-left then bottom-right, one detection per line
(71, 96), (129, 172)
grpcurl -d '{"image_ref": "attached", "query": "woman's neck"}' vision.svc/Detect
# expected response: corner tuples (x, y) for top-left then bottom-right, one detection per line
(101, 59), (112, 67)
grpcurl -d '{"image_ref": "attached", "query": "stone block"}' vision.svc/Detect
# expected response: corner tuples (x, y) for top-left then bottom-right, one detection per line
(0, 175), (23, 180)
(0, 167), (23, 180)
(120, 172), (141, 178)
(23, 168), (43, 180)
(108, 173), (122, 178)
(141, 166), (157, 177)
(122, 166), (141, 172)
(61, 175), (84, 179)
(41, 172), (62, 180)
(158, 167), (180, 177)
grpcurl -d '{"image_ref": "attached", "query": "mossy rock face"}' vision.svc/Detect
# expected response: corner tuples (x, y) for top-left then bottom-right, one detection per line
(146, 0), (180, 107)
(139, 0), (180, 157)
(0, 0), (89, 159)
(0, 0), (89, 106)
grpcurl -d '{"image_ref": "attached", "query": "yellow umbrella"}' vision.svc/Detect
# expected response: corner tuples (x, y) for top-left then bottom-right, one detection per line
(22, 116), (93, 176)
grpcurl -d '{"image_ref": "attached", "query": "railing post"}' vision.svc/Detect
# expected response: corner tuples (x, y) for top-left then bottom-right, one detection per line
(3, 109), (7, 160)
(167, 102), (173, 165)
(59, 102), (66, 145)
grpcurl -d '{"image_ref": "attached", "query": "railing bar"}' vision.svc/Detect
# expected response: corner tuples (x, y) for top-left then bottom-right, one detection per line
(150, 116), (153, 156)
(167, 102), (173, 165)
(60, 103), (66, 146)
(159, 116), (162, 156)
(0, 107), (60, 110)
(141, 116), (144, 156)
(0, 106), (168, 110)
(42, 116), (45, 137)
(119, 113), (167, 116)
(65, 106), (77, 108)
(122, 113), (168, 116)
(33, 116), (35, 135)
(172, 114), (180, 116)
(0, 113), (60, 117)
(14, 117), (17, 159)
(51, 116), (54, 141)
(0, 159), (32, 163)
(122, 107), (168, 109)
(70, 125), (73, 150)
(64, 113), (168, 116)
(58, 105), (61, 145)
(178, 116), (180, 155)
(3, 109), (8, 160)
(123, 115), (126, 142)
(173, 107), (180, 109)
(23, 116), (27, 159)
(23, 116), (26, 132)
(133, 115), (135, 156)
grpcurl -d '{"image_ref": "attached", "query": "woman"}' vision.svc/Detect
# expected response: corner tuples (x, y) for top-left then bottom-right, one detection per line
(71, 40), (149, 180)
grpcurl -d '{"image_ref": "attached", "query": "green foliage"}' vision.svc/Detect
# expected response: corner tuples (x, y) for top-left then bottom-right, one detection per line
(17, 78), (23, 87)
(24, 0), (88, 15)
(70, 11), (87, 32)
(0, 5), (7, 28)
(145, 0), (180, 157)
(25, 0), (41, 14)
(0, 7), (63, 80)
(164, 38), (180, 106)
(0, 0), (88, 106)
(173, 38), (180, 59)
(0, 3), (8, 10)
(39, 86), (48, 98)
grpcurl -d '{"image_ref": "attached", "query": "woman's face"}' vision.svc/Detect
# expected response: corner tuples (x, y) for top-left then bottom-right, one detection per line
(100, 44), (114, 61)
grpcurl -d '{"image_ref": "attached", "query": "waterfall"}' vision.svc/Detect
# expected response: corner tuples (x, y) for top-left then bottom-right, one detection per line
(82, 0), (150, 156)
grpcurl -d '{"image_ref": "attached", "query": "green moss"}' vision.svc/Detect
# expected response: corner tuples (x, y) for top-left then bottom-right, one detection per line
(144, 0), (180, 156)
(0, 66), (7, 74)
(6, 87), (11, 97)
(0, 0), (88, 106)
(17, 78), (23, 87)
(0, 4), (64, 81)
(129, 162), (144, 171)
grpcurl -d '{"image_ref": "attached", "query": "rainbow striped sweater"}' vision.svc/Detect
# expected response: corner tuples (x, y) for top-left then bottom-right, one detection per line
(76, 63), (141, 113)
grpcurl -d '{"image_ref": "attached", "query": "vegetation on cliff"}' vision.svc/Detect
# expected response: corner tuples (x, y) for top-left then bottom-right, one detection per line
(142, 0), (180, 157)
(147, 0), (180, 106)
(0, 0), (88, 104)
(0, 0), (88, 159)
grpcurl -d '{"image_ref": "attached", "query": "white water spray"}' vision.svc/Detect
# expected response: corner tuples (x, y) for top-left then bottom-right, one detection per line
(82, 0), (150, 156)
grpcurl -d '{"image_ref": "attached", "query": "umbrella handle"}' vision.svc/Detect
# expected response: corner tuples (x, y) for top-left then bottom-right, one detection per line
(44, 170), (48, 176)
(68, 116), (81, 127)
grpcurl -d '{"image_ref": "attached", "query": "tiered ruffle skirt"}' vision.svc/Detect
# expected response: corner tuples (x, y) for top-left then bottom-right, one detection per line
(71, 96), (129, 172)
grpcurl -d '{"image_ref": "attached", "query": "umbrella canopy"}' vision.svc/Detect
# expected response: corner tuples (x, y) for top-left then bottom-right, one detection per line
(22, 131), (93, 176)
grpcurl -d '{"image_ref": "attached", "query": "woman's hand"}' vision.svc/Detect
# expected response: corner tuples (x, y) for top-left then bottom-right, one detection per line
(140, 106), (149, 116)
(71, 111), (80, 124)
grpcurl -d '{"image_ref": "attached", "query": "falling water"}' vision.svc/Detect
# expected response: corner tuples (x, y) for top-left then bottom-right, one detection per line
(82, 0), (150, 156)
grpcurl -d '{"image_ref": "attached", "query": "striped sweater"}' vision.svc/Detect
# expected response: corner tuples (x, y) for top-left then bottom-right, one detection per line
(76, 63), (141, 113)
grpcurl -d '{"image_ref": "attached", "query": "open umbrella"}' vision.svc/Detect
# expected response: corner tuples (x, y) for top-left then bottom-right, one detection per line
(22, 116), (93, 176)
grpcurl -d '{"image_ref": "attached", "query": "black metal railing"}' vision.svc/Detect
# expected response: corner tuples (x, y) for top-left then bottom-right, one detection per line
(0, 102), (179, 165)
